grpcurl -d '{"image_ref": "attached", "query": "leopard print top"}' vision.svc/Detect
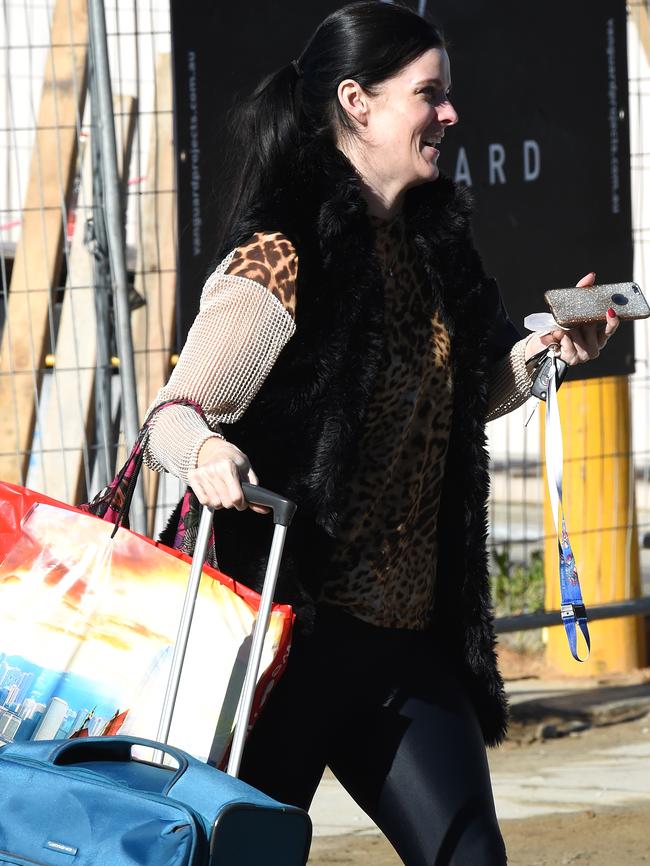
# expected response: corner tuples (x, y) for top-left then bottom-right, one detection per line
(320, 214), (453, 628)
(228, 218), (453, 629)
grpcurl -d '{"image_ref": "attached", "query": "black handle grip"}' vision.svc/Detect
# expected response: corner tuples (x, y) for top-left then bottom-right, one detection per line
(241, 481), (297, 527)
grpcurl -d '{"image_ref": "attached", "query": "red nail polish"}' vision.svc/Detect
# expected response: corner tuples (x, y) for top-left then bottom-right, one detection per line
(607, 307), (616, 318)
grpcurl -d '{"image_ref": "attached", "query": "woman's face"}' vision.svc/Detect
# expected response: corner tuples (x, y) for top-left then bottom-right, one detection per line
(341, 47), (458, 193)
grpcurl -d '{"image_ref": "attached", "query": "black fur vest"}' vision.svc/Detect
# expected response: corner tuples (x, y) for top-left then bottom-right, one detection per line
(168, 140), (521, 745)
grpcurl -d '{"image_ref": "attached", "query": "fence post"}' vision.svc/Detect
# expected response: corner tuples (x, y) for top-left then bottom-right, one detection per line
(88, 0), (146, 535)
(88, 69), (117, 489)
(543, 375), (646, 673)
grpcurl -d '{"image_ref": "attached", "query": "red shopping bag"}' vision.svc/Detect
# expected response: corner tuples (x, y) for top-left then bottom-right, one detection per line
(0, 407), (293, 764)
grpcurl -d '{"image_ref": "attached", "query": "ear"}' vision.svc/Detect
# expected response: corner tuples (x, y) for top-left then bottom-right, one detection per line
(337, 79), (369, 128)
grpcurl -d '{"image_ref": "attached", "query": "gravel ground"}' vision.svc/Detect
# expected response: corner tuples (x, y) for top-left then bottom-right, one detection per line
(308, 803), (650, 865)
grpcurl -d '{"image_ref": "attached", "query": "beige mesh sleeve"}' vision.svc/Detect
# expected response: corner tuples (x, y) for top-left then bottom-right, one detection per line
(486, 336), (536, 422)
(143, 246), (296, 482)
(141, 404), (226, 481)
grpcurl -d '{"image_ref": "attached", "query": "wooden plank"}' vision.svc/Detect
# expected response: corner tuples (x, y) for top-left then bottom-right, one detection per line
(131, 53), (177, 533)
(30, 96), (137, 504)
(0, 0), (88, 483)
(630, 2), (650, 65)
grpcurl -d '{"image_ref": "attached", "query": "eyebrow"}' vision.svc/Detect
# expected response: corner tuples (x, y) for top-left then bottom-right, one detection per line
(414, 78), (452, 89)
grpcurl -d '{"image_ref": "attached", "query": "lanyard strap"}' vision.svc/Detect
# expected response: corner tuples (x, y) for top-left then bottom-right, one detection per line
(544, 351), (590, 661)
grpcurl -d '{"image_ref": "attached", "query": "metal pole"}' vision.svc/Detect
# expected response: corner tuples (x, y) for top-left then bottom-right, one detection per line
(227, 523), (289, 778)
(88, 0), (146, 535)
(86, 62), (116, 485)
(156, 506), (214, 748)
(495, 595), (650, 634)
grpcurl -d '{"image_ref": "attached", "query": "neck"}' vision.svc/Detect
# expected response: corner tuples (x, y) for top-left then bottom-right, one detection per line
(335, 139), (404, 222)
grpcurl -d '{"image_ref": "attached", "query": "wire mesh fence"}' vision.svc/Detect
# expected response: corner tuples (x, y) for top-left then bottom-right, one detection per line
(0, 0), (649, 642)
(629, 0), (650, 599)
(0, 0), (182, 537)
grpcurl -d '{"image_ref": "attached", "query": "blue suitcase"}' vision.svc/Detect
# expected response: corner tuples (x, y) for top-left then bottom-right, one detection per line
(0, 487), (312, 865)
(0, 735), (311, 865)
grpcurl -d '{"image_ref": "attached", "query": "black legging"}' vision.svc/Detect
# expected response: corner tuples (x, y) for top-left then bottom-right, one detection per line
(238, 604), (507, 866)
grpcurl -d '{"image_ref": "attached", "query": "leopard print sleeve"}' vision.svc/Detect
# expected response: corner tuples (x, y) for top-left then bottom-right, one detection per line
(143, 232), (298, 482)
(225, 231), (297, 319)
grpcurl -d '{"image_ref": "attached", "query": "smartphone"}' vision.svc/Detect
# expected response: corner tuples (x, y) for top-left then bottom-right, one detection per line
(544, 282), (650, 328)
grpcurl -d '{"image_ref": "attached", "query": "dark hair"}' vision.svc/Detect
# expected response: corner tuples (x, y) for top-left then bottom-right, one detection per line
(217, 1), (445, 250)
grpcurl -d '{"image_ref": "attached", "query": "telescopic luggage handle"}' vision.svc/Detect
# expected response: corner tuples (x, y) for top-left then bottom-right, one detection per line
(241, 481), (297, 526)
(156, 483), (296, 779)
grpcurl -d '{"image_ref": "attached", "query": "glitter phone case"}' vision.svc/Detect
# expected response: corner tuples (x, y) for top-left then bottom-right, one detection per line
(544, 282), (650, 327)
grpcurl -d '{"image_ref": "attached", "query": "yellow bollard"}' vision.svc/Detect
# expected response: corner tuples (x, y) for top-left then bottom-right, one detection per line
(542, 375), (646, 674)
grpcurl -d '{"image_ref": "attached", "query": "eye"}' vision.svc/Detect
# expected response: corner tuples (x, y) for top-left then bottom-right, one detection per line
(418, 86), (451, 104)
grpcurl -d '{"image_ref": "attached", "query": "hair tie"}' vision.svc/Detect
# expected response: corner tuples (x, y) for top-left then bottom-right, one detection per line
(291, 59), (302, 78)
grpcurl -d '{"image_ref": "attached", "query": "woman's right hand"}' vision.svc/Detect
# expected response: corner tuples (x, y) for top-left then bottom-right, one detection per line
(187, 437), (269, 513)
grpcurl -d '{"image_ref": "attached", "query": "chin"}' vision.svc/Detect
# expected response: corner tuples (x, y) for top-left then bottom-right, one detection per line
(413, 165), (440, 186)
(403, 162), (440, 193)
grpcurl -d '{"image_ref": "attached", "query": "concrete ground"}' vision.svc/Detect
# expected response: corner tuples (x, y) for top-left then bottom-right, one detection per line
(307, 671), (650, 863)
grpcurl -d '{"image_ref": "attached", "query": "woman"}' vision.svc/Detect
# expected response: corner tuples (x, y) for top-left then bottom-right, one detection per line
(145, 4), (618, 863)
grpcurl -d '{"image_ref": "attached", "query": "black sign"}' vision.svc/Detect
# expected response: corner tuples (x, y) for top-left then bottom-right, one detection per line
(171, 0), (633, 378)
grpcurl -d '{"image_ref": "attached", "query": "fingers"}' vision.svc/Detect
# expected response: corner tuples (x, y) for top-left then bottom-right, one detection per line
(244, 467), (272, 515)
(558, 332), (580, 365)
(187, 443), (264, 513)
(572, 325), (601, 362)
(186, 472), (212, 509)
(565, 307), (620, 362)
(187, 461), (244, 510)
(575, 272), (596, 288)
(223, 457), (249, 510)
(539, 328), (567, 349)
(552, 328), (600, 365)
(604, 308), (620, 341)
(540, 327), (600, 366)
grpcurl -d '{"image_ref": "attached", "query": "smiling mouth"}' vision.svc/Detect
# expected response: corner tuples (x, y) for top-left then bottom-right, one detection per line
(422, 137), (442, 149)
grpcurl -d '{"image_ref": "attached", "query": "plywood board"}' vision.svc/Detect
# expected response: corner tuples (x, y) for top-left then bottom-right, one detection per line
(30, 96), (137, 504)
(0, 0), (88, 483)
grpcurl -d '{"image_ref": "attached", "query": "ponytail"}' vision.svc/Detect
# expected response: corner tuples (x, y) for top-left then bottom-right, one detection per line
(216, 62), (303, 253)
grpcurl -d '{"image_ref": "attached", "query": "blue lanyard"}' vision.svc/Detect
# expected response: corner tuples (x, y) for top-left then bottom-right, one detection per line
(544, 351), (590, 661)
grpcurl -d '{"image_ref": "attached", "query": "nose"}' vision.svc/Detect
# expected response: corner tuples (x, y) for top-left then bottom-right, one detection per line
(439, 98), (459, 127)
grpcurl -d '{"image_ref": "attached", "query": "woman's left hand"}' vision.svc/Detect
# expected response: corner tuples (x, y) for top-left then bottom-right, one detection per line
(524, 272), (620, 365)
